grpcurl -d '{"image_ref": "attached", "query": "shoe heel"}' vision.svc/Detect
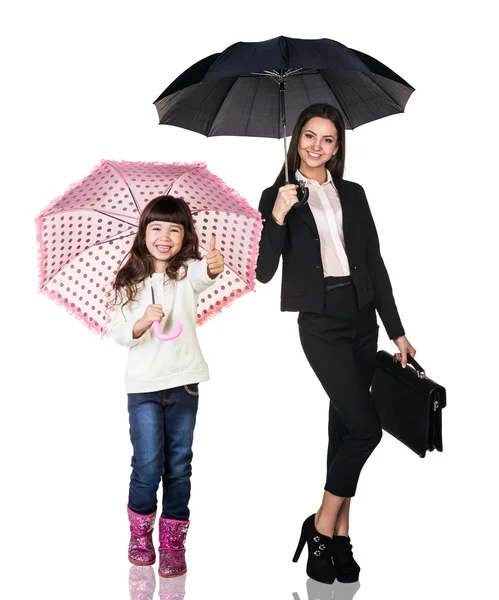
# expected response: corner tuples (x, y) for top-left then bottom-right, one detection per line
(292, 529), (306, 563)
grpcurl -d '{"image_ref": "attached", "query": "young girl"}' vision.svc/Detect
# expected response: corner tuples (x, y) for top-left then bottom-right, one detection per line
(109, 195), (224, 578)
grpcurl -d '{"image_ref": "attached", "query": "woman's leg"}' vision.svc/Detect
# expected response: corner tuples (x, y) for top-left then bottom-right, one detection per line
(315, 492), (345, 537)
(320, 312), (378, 538)
(324, 402), (349, 536)
(334, 497), (351, 536)
(298, 289), (381, 537)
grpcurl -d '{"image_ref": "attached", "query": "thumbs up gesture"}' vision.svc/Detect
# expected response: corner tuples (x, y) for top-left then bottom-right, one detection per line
(206, 235), (224, 278)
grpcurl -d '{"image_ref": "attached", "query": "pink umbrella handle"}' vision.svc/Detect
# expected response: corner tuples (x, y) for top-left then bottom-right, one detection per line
(152, 320), (182, 341)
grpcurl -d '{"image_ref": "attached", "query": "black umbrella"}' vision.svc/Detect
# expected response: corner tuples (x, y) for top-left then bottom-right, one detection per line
(154, 36), (414, 205)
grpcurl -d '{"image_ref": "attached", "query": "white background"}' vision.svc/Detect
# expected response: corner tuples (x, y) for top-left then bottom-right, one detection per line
(1, 1), (498, 598)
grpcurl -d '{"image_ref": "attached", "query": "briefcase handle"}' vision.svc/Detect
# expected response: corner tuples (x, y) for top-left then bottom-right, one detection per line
(393, 353), (427, 379)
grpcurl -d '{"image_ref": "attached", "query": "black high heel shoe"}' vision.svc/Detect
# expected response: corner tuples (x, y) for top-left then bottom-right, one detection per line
(292, 514), (338, 585)
(331, 535), (360, 583)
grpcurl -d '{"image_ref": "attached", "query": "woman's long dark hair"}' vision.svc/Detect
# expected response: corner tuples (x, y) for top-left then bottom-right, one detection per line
(109, 195), (201, 309)
(275, 104), (346, 186)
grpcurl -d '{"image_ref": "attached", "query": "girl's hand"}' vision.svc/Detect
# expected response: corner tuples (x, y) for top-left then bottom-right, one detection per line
(206, 235), (224, 278)
(393, 335), (417, 368)
(272, 184), (299, 225)
(133, 304), (165, 338)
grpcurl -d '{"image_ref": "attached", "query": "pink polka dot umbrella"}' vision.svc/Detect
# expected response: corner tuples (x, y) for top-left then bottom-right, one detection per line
(35, 160), (263, 337)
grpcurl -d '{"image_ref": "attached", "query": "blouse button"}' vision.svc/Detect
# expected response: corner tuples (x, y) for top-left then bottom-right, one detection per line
(352, 264), (357, 270)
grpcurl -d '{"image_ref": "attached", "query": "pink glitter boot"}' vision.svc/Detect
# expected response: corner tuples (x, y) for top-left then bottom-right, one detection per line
(128, 565), (156, 600)
(128, 507), (157, 566)
(158, 518), (189, 578)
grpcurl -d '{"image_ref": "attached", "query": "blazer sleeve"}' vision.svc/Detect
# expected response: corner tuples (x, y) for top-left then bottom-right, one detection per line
(255, 186), (288, 284)
(360, 186), (405, 340)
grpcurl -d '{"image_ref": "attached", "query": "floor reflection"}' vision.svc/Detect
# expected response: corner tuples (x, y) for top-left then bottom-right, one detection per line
(128, 566), (156, 600)
(293, 577), (361, 600)
(128, 565), (187, 600)
(159, 572), (187, 599)
(128, 565), (361, 599)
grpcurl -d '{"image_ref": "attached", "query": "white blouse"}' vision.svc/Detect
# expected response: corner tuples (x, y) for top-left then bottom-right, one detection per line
(296, 169), (350, 277)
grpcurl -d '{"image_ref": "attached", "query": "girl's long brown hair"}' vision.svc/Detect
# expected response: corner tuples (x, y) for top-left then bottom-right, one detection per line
(274, 103), (346, 186)
(109, 195), (201, 309)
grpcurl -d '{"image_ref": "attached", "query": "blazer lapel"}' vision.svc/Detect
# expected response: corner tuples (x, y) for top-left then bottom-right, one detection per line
(332, 176), (354, 242)
(295, 202), (319, 235)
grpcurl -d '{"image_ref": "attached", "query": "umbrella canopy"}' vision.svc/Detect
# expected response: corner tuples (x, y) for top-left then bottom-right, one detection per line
(154, 35), (415, 138)
(36, 160), (262, 336)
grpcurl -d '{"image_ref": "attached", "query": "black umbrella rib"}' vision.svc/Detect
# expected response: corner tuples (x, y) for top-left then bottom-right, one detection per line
(203, 78), (240, 136)
(301, 43), (373, 127)
(155, 53), (220, 100)
(246, 41), (263, 68)
(352, 49), (414, 89)
(334, 71), (385, 125)
(364, 73), (411, 109)
(305, 41), (335, 71)
(330, 47), (413, 110)
(296, 71), (314, 110)
(175, 78), (238, 136)
(281, 36), (290, 67)
(109, 162), (142, 216)
(315, 71), (354, 130)
(243, 76), (263, 137)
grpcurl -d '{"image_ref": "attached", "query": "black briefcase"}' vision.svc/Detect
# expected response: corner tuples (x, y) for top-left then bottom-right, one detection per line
(371, 351), (447, 458)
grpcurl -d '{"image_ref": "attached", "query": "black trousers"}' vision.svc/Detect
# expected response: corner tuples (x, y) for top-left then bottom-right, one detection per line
(298, 277), (382, 498)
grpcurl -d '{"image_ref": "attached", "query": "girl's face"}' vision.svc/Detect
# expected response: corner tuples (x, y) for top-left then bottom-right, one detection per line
(297, 117), (339, 174)
(145, 220), (185, 271)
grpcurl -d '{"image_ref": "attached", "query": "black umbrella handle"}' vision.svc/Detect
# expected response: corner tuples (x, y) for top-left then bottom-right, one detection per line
(285, 179), (309, 208)
(295, 183), (309, 207)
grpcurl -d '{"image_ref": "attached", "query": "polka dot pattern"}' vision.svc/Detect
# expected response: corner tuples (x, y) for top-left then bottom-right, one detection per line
(36, 160), (263, 336)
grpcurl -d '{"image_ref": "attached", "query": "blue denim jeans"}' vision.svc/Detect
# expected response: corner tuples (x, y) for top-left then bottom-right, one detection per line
(127, 384), (199, 520)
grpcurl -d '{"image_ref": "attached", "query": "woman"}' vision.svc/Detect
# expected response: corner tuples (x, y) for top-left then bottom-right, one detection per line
(256, 104), (416, 585)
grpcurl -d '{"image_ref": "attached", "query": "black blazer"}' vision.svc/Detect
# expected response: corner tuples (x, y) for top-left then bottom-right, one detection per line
(255, 173), (405, 340)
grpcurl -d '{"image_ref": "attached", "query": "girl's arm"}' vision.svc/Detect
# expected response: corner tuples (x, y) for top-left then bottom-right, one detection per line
(110, 306), (142, 346)
(187, 257), (217, 294)
(109, 300), (154, 347)
(111, 301), (166, 345)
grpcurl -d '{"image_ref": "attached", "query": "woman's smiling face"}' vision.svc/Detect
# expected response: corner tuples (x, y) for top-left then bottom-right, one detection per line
(297, 117), (339, 175)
